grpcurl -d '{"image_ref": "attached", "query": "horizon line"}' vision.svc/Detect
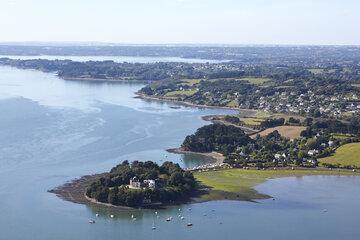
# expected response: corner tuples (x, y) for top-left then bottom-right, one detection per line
(0, 41), (360, 47)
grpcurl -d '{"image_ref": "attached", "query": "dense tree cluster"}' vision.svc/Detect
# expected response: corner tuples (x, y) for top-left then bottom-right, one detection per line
(260, 118), (285, 128)
(86, 161), (197, 207)
(301, 117), (360, 137)
(182, 124), (253, 155)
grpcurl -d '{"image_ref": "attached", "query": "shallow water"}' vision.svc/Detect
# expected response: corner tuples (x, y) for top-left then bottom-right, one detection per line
(0, 66), (359, 240)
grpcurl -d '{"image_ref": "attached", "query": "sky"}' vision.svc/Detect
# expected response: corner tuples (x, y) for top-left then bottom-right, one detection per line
(0, 0), (360, 45)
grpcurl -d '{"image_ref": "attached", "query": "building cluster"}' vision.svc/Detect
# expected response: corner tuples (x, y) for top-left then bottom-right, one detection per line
(255, 90), (360, 117)
(129, 176), (156, 189)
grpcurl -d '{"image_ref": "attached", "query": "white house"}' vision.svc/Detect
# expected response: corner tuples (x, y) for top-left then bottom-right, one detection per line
(129, 177), (156, 189)
(143, 179), (156, 189)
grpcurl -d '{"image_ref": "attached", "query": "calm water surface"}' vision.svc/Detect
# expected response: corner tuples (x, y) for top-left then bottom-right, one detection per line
(0, 66), (359, 240)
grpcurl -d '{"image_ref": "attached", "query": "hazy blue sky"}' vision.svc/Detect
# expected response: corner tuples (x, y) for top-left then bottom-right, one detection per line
(1, 0), (359, 45)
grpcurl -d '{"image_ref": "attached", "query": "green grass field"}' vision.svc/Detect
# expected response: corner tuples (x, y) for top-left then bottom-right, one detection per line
(164, 90), (197, 97)
(226, 100), (239, 108)
(309, 68), (325, 74)
(194, 168), (358, 201)
(319, 143), (360, 168)
(254, 111), (271, 118)
(331, 133), (357, 140)
(180, 79), (201, 86)
(240, 77), (271, 85)
(240, 117), (264, 126)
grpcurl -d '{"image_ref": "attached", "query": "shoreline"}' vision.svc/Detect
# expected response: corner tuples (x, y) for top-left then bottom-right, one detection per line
(49, 173), (148, 210)
(135, 92), (258, 113)
(49, 167), (360, 210)
(201, 115), (260, 135)
(61, 76), (154, 84)
(48, 173), (208, 210)
(167, 147), (225, 166)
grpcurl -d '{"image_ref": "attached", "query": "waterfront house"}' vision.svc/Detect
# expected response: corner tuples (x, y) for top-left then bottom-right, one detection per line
(143, 179), (156, 189)
(130, 176), (141, 189)
(129, 177), (156, 189)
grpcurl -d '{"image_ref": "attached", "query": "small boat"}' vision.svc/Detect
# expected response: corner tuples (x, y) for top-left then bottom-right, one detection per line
(95, 213), (99, 217)
(166, 217), (172, 222)
(152, 214), (156, 230)
(110, 215), (114, 218)
(180, 216), (185, 220)
(187, 223), (193, 227)
(88, 219), (95, 224)
(131, 214), (134, 218)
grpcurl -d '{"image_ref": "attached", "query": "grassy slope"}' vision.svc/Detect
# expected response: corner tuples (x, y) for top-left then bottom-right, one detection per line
(254, 126), (306, 139)
(194, 169), (358, 201)
(309, 68), (324, 74)
(240, 117), (264, 126)
(164, 90), (197, 97)
(181, 79), (201, 86)
(319, 142), (360, 168)
(240, 77), (271, 85)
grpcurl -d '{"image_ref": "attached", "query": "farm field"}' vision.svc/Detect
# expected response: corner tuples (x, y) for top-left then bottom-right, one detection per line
(319, 142), (360, 168)
(251, 125), (306, 139)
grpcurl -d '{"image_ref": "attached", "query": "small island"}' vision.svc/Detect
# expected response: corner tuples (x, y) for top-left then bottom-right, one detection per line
(85, 161), (197, 207)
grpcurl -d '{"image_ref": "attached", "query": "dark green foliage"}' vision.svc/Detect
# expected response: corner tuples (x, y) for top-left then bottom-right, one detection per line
(86, 161), (196, 207)
(301, 117), (360, 137)
(288, 117), (301, 125)
(181, 124), (252, 154)
(224, 115), (241, 124)
(260, 118), (285, 129)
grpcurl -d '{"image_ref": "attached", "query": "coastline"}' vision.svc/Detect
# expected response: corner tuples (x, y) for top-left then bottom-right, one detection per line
(49, 173), (144, 209)
(167, 147), (225, 166)
(48, 173), (209, 209)
(61, 76), (153, 84)
(45, 82), (360, 209)
(201, 115), (259, 135)
(135, 92), (257, 113)
(49, 166), (360, 209)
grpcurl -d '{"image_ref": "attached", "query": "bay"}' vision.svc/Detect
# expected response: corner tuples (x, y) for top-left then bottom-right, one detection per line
(0, 66), (359, 240)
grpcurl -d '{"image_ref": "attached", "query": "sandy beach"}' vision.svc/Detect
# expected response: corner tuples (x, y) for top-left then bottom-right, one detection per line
(167, 147), (225, 165)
